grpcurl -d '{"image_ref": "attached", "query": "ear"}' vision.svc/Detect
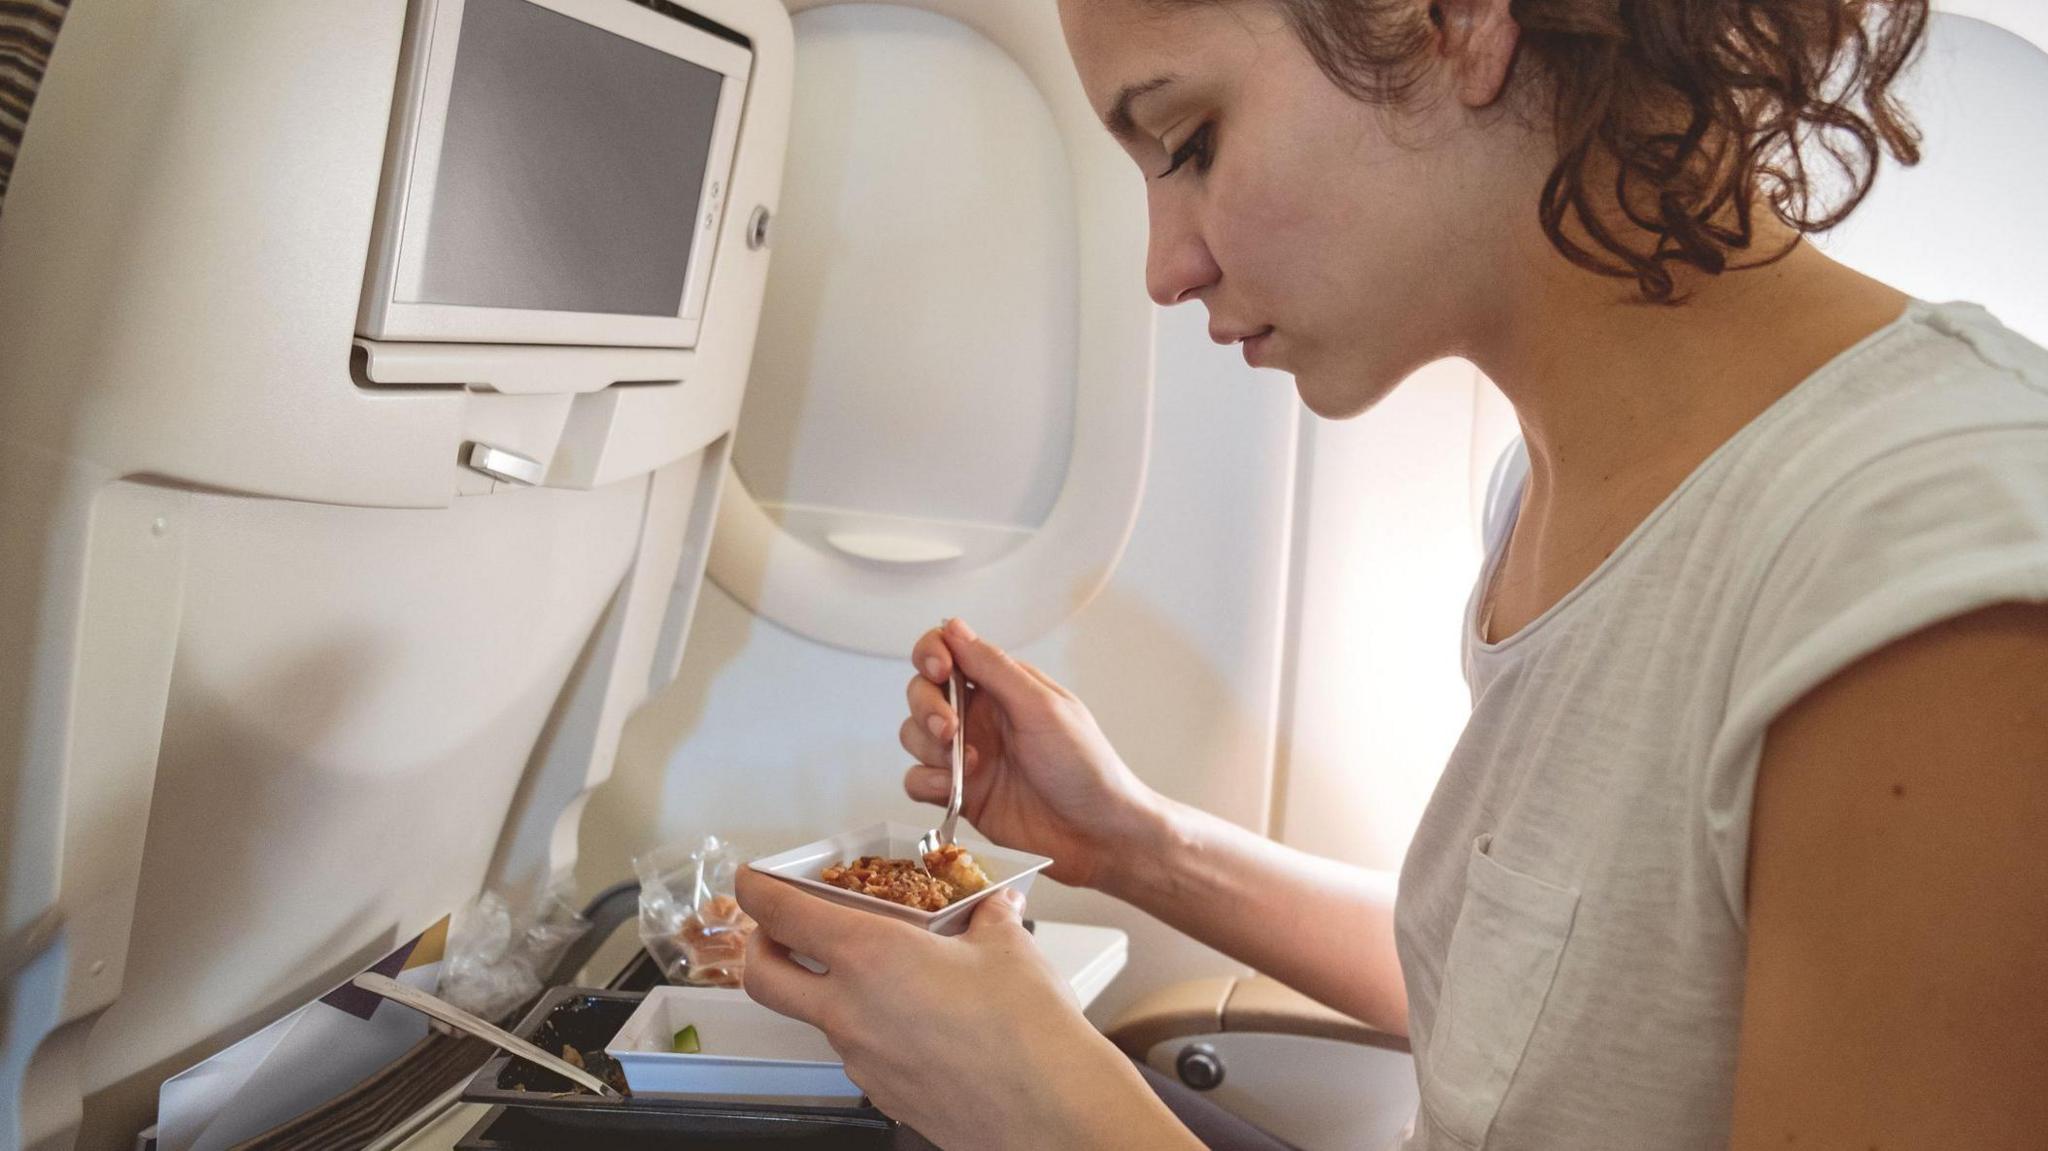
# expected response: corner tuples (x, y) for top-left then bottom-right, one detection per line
(1435, 0), (1520, 108)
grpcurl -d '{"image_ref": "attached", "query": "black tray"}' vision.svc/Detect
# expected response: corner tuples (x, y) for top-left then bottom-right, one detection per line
(454, 1103), (928, 1149)
(456, 987), (896, 1143)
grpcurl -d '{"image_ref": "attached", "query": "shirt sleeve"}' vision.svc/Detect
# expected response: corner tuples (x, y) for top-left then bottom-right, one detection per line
(1480, 439), (1529, 558)
(1703, 423), (2048, 925)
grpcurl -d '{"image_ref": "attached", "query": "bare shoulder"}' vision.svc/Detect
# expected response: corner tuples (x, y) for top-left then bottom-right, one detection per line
(1730, 601), (2048, 1149)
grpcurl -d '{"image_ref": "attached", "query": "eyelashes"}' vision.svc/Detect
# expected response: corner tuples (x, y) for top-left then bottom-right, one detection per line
(1156, 121), (1215, 180)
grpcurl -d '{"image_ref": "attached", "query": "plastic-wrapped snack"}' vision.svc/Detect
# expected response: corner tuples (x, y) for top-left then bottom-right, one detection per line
(678, 892), (751, 985)
(635, 836), (757, 988)
(442, 887), (590, 1022)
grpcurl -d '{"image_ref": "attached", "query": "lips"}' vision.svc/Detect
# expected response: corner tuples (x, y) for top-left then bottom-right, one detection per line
(1209, 323), (1274, 346)
(1240, 328), (1274, 367)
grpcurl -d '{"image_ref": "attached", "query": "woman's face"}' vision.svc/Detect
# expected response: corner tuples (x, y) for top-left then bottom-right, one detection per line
(1058, 0), (1539, 418)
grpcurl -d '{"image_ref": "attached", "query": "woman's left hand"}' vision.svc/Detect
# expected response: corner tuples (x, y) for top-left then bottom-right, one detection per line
(734, 867), (1199, 1151)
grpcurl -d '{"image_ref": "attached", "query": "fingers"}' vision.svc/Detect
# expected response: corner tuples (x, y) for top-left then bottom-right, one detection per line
(939, 619), (1053, 721)
(898, 714), (948, 768)
(904, 674), (954, 737)
(741, 927), (838, 1032)
(916, 620), (1077, 716)
(910, 627), (954, 685)
(905, 752), (989, 825)
(735, 866), (883, 968)
(903, 763), (951, 804)
(966, 888), (1027, 939)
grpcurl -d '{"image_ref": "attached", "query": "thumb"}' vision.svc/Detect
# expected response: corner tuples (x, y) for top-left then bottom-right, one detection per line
(941, 619), (1047, 716)
(966, 887), (1026, 937)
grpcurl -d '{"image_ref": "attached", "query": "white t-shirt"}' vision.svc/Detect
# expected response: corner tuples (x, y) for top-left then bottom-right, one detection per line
(1394, 300), (2048, 1150)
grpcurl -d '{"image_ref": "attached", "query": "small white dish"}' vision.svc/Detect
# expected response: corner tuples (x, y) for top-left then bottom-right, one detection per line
(605, 985), (863, 1105)
(749, 821), (1053, 936)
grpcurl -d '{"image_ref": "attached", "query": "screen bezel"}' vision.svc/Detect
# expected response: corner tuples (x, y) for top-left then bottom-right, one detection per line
(358, 0), (752, 348)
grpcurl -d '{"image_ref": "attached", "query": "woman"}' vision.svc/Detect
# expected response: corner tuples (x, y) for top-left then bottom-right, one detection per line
(735, 0), (2048, 1147)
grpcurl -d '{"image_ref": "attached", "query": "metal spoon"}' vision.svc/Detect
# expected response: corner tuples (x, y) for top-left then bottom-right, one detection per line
(351, 972), (625, 1100)
(917, 668), (967, 871)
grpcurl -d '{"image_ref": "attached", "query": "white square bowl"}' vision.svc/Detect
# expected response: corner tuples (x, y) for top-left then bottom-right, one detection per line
(748, 821), (1052, 936)
(605, 985), (864, 1105)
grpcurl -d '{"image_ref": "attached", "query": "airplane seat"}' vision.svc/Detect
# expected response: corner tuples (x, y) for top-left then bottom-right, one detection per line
(1108, 976), (1418, 1151)
(0, 0), (794, 1147)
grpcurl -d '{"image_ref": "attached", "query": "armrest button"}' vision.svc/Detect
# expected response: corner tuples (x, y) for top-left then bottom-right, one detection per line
(1176, 1042), (1224, 1091)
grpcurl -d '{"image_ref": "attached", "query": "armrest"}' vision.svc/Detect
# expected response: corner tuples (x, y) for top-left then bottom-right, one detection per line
(1225, 976), (1410, 1054)
(1106, 975), (1411, 1058)
(1104, 977), (1235, 1059)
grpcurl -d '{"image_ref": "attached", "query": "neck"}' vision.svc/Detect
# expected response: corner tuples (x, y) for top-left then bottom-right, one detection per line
(1470, 230), (1912, 520)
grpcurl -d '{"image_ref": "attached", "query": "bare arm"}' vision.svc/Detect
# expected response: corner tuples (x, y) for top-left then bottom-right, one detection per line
(1730, 602), (2048, 1148)
(1112, 796), (1409, 1037)
(903, 619), (1408, 1038)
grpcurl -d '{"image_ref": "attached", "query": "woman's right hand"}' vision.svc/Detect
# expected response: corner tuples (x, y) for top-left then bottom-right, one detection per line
(900, 618), (1164, 891)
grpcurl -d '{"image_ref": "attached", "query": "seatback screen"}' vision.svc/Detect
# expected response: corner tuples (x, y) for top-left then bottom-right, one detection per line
(405, 0), (724, 316)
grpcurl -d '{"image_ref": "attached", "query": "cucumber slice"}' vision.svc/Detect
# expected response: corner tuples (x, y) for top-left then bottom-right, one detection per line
(671, 1024), (701, 1054)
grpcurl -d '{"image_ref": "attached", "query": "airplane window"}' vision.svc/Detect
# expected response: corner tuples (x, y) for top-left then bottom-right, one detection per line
(732, 4), (1078, 568)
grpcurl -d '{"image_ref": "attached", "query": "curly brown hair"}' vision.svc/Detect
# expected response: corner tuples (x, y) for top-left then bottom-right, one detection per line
(1166, 0), (1929, 302)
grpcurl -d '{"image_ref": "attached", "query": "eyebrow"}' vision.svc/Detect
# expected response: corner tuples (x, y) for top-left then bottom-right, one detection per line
(1103, 75), (1176, 142)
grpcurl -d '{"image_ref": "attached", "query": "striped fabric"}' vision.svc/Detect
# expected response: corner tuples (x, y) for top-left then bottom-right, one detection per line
(1, 0), (70, 219)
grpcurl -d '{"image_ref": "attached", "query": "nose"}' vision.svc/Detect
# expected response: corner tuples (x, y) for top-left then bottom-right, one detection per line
(1144, 189), (1220, 307)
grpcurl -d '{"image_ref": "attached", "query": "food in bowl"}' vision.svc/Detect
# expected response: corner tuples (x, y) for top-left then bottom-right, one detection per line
(820, 845), (993, 911)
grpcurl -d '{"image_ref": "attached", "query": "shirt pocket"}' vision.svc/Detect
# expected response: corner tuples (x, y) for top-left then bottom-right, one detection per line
(1419, 833), (1581, 1149)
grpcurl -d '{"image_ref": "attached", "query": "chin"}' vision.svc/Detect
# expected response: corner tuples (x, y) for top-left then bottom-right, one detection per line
(1292, 364), (1400, 421)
